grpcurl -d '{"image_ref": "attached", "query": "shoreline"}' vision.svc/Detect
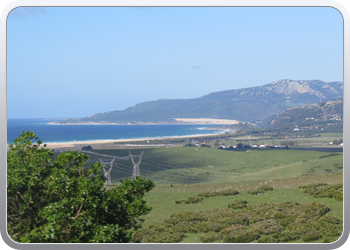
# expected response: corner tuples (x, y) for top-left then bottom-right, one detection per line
(47, 118), (240, 126)
(42, 132), (230, 149)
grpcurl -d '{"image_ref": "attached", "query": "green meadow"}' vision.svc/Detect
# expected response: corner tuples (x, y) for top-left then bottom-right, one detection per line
(83, 143), (343, 243)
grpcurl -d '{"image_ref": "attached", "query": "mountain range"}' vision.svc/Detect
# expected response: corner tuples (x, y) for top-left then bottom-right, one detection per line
(259, 98), (343, 132)
(52, 79), (343, 125)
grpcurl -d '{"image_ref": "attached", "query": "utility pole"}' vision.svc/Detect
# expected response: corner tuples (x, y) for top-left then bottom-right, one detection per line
(129, 151), (144, 181)
(100, 158), (115, 185)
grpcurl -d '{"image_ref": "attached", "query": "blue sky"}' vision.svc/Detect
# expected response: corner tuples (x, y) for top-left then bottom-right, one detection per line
(7, 7), (343, 118)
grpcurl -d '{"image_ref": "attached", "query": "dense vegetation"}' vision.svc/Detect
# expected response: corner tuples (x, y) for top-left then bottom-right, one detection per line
(7, 132), (154, 243)
(133, 197), (342, 243)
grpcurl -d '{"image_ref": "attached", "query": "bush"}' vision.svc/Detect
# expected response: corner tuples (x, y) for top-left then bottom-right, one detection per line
(220, 224), (246, 236)
(175, 196), (203, 204)
(170, 212), (201, 221)
(302, 183), (343, 201)
(298, 182), (328, 189)
(7, 132), (155, 243)
(334, 192), (343, 201)
(197, 207), (235, 221)
(223, 231), (260, 243)
(144, 200), (342, 243)
(301, 231), (322, 242)
(172, 221), (201, 233)
(197, 189), (239, 198)
(250, 219), (284, 235)
(199, 232), (223, 243)
(228, 199), (248, 209)
(247, 185), (273, 195)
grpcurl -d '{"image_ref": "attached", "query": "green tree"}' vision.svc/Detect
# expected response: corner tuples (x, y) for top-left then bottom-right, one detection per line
(7, 131), (154, 243)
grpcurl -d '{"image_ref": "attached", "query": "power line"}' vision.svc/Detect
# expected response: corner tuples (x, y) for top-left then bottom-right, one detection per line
(129, 151), (144, 181)
(100, 158), (115, 185)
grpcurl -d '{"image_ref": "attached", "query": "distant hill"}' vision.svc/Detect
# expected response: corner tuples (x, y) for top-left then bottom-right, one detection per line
(260, 99), (343, 133)
(53, 79), (343, 124)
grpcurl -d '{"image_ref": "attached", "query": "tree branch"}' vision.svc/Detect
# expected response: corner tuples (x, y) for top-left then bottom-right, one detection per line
(71, 205), (84, 219)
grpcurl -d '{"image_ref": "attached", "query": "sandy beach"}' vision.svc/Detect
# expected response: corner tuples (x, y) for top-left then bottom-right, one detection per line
(47, 118), (240, 125)
(173, 118), (240, 124)
(43, 133), (223, 149)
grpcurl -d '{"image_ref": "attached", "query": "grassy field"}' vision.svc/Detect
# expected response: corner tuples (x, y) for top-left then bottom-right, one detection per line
(81, 141), (343, 243)
(85, 147), (343, 185)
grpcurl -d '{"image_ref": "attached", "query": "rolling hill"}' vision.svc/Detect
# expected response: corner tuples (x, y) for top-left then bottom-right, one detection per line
(260, 99), (343, 133)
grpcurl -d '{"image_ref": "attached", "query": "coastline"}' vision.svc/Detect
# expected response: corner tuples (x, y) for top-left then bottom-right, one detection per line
(47, 118), (240, 126)
(42, 133), (226, 149)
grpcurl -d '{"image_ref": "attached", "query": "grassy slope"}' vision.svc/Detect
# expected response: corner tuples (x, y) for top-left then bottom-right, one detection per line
(88, 147), (342, 185)
(87, 146), (343, 243)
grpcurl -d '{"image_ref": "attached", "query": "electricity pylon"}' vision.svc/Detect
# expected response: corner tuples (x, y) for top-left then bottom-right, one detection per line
(100, 158), (115, 185)
(129, 151), (144, 181)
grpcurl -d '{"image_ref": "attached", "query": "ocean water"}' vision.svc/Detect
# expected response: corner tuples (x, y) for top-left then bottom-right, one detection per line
(7, 118), (230, 144)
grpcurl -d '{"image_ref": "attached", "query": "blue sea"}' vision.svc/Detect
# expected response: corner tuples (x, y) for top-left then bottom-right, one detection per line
(7, 118), (231, 145)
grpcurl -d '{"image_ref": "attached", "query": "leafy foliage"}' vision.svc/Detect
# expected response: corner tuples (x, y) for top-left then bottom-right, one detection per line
(133, 199), (342, 243)
(7, 131), (154, 243)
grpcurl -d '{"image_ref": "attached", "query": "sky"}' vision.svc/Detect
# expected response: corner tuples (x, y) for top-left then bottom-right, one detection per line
(7, 7), (343, 119)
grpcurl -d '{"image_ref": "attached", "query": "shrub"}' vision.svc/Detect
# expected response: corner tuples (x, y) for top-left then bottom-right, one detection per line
(199, 232), (223, 243)
(170, 211), (201, 221)
(197, 207), (235, 221)
(195, 222), (225, 233)
(144, 200), (342, 243)
(220, 224), (246, 236)
(300, 202), (330, 218)
(334, 192), (343, 201)
(298, 182), (328, 189)
(259, 185), (273, 192)
(302, 183), (343, 201)
(319, 215), (340, 224)
(258, 231), (301, 243)
(247, 186), (273, 195)
(7, 132), (155, 243)
(175, 196), (203, 204)
(223, 231), (260, 243)
(250, 219), (284, 235)
(172, 221), (201, 233)
(197, 189), (239, 198)
(228, 199), (248, 209)
(323, 236), (341, 243)
(301, 231), (322, 242)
